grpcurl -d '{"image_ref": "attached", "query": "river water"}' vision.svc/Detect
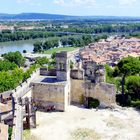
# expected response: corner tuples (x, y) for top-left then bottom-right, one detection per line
(0, 39), (44, 55)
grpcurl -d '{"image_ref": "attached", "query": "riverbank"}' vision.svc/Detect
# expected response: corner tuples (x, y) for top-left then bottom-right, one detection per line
(0, 39), (45, 55)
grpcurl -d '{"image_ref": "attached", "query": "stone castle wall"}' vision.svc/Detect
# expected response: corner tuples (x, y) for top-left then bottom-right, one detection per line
(71, 79), (85, 104)
(40, 68), (56, 76)
(90, 82), (116, 107)
(71, 79), (116, 107)
(70, 70), (84, 80)
(32, 83), (68, 111)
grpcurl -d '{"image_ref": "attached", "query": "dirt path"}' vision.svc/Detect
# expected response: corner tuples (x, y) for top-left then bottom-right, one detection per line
(25, 106), (140, 140)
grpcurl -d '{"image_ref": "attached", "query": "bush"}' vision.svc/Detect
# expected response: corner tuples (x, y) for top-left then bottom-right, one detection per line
(131, 100), (140, 109)
(23, 64), (39, 81)
(126, 76), (140, 97)
(35, 57), (49, 66)
(3, 51), (25, 67)
(116, 94), (131, 106)
(8, 127), (13, 140)
(89, 98), (100, 108)
(79, 94), (85, 104)
(23, 50), (27, 53)
(0, 60), (17, 71)
(0, 68), (24, 92)
(70, 60), (74, 69)
(105, 64), (114, 77)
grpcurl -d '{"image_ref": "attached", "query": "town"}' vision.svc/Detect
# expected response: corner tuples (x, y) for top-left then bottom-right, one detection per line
(81, 36), (140, 66)
(0, 34), (140, 140)
(0, 1), (140, 139)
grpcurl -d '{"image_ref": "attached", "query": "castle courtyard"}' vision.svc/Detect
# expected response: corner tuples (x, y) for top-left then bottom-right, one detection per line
(24, 106), (140, 140)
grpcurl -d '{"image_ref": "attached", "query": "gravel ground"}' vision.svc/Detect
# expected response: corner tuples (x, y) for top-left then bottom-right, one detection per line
(25, 106), (140, 140)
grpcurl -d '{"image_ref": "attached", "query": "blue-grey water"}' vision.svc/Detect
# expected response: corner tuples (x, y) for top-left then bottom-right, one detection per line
(0, 39), (44, 55)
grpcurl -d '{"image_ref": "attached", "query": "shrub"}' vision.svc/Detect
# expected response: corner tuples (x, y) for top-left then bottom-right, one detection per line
(126, 76), (140, 97)
(35, 57), (49, 66)
(131, 100), (140, 109)
(116, 94), (131, 106)
(23, 50), (27, 53)
(0, 60), (17, 71)
(8, 127), (13, 140)
(89, 99), (100, 108)
(79, 94), (85, 104)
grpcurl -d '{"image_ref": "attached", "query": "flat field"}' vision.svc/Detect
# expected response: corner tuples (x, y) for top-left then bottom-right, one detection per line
(44, 47), (79, 54)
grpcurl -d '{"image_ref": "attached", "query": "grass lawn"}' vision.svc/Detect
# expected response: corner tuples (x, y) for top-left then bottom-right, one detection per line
(44, 47), (79, 54)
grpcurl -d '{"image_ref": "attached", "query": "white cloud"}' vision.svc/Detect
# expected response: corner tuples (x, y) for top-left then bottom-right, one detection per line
(73, 0), (96, 6)
(54, 0), (65, 5)
(119, 0), (137, 6)
(16, 0), (41, 6)
(54, 0), (96, 7)
(30, 2), (41, 6)
(16, 0), (31, 3)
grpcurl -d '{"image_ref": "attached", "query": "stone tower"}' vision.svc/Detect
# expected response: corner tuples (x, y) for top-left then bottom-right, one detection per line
(95, 65), (106, 83)
(56, 51), (70, 81)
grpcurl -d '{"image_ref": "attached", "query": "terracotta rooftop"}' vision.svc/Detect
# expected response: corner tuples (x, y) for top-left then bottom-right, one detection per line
(81, 37), (140, 65)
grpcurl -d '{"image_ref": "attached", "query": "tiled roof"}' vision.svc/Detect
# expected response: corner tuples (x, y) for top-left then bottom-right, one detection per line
(80, 37), (140, 65)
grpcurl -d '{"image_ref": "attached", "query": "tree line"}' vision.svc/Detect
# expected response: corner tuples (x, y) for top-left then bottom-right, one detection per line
(33, 35), (107, 53)
(1, 22), (140, 43)
(0, 30), (55, 42)
(45, 23), (140, 34)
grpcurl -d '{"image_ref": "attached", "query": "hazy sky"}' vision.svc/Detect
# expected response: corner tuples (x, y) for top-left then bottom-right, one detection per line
(0, 0), (140, 16)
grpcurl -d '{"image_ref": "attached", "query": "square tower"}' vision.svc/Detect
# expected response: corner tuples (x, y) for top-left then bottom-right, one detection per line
(56, 51), (70, 81)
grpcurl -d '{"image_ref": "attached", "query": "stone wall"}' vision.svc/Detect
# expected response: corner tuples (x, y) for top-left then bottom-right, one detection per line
(89, 82), (116, 107)
(71, 79), (85, 104)
(13, 68), (40, 98)
(71, 79), (116, 107)
(32, 83), (68, 111)
(40, 68), (56, 76)
(70, 70), (84, 80)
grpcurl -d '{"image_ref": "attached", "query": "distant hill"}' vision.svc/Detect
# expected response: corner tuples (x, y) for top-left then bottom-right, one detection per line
(0, 13), (140, 21)
(0, 13), (76, 20)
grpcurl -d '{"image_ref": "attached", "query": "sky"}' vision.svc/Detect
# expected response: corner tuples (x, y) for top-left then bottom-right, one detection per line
(0, 0), (140, 16)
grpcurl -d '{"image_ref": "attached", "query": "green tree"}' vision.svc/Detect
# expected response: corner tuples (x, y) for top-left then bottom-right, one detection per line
(117, 56), (140, 100)
(3, 51), (25, 67)
(126, 76), (140, 98)
(0, 68), (24, 92)
(23, 64), (39, 81)
(82, 35), (92, 46)
(12, 68), (24, 84)
(33, 41), (43, 53)
(43, 38), (59, 50)
(35, 57), (49, 66)
(51, 52), (56, 59)
(0, 60), (17, 71)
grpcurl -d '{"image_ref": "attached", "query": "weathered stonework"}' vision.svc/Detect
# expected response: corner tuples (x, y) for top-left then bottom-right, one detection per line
(83, 61), (106, 83)
(32, 51), (71, 112)
(56, 52), (70, 81)
(71, 60), (116, 108)
(71, 79), (116, 107)
(32, 82), (70, 111)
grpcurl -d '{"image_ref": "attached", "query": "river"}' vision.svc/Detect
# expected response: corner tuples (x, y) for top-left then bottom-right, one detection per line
(0, 39), (45, 55)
